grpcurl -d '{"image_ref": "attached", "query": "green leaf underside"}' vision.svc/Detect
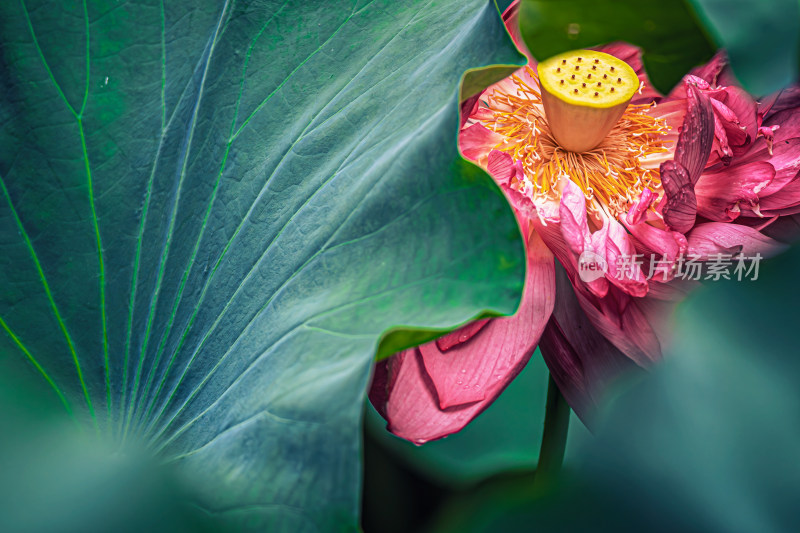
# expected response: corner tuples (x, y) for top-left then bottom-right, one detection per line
(518, 0), (717, 94)
(0, 1), (525, 531)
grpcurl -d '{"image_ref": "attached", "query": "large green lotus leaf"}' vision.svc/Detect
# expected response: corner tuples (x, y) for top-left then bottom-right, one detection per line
(0, 0), (526, 530)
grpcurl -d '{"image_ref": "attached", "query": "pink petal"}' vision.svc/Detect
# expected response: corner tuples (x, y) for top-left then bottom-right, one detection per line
(592, 217), (648, 297)
(486, 149), (517, 184)
(624, 219), (688, 282)
(687, 50), (729, 87)
(675, 84), (716, 181)
(760, 85), (800, 122)
(752, 179), (800, 216)
(625, 187), (657, 225)
(370, 230), (556, 443)
(559, 179), (591, 256)
(660, 84), (715, 232)
(435, 319), (491, 352)
(576, 287), (663, 367)
(660, 160), (697, 233)
(460, 93), (481, 128)
(459, 123), (502, 162)
(687, 222), (787, 258)
(695, 161), (775, 221)
(717, 86), (758, 154)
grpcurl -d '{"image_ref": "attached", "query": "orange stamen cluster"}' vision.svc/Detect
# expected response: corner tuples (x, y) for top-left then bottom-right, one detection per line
(480, 67), (670, 218)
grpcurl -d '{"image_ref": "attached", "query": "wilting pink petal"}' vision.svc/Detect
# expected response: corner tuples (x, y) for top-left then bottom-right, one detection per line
(370, 231), (555, 443)
(687, 222), (787, 258)
(661, 160), (698, 233)
(695, 161), (775, 221)
(661, 83), (716, 232)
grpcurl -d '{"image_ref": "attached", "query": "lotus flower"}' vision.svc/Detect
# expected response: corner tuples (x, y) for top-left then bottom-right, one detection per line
(370, 2), (800, 444)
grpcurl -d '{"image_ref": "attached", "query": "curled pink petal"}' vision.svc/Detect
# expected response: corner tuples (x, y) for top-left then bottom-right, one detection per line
(370, 231), (555, 443)
(625, 187), (657, 226)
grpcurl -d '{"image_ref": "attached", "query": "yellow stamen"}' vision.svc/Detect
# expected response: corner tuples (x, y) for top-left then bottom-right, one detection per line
(480, 66), (670, 218)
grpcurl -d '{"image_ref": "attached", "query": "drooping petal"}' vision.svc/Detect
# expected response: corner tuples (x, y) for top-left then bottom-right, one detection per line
(624, 219), (688, 282)
(369, 230), (555, 443)
(370, 348), (473, 445)
(539, 264), (643, 425)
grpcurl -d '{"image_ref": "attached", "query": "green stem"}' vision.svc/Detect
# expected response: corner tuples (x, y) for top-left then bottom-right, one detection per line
(534, 373), (570, 490)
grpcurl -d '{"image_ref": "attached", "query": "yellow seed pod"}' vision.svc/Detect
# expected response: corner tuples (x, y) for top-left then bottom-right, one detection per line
(537, 50), (639, 153)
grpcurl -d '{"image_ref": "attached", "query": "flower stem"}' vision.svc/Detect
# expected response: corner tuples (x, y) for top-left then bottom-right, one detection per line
(534, 373), (570, 490)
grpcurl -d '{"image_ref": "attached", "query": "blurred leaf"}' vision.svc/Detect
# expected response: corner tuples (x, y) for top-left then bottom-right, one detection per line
(0, 0), (526, 530)
(518, 0), (717, 93)
(691, 0), (800, 95)
(0, 360), (222, 533)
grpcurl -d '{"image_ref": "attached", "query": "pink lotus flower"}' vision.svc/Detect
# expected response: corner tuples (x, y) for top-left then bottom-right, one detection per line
(370, 2), (800, 444)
